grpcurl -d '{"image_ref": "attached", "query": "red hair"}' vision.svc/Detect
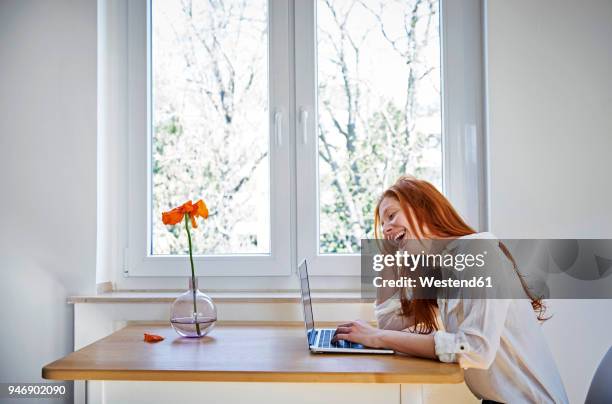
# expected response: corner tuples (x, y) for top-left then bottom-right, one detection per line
(374, 176), (547, 334)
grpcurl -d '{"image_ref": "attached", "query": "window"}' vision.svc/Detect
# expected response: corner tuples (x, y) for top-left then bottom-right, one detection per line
(316, 1), (443, 255)
(151, 0), (271, 256)
(126, 0), (292, 277)
(115, 0), (485, 284)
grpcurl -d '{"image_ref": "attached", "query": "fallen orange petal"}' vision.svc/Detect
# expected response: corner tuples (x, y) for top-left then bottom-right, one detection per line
(144, 333), (164, 343)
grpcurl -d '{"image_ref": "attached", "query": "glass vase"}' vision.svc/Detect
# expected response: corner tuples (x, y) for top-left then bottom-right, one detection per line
(170, 277), (217, 338)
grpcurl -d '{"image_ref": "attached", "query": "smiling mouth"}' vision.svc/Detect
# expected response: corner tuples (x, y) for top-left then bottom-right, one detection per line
(393, 231), (406, 241)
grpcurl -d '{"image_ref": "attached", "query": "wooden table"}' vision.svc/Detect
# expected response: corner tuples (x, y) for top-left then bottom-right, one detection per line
(42, 323), (463, 384)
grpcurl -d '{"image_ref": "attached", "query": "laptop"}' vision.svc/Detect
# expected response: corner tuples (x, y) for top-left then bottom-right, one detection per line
(298, 259), (394, 354)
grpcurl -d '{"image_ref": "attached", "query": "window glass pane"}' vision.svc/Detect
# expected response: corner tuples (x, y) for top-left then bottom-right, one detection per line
(317, 0), (442, 253)
(151, 0), (270, 255)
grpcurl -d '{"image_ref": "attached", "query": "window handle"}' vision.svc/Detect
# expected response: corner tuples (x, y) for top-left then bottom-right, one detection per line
(300, 107), (309, 144)
(274, 110), (282, 146)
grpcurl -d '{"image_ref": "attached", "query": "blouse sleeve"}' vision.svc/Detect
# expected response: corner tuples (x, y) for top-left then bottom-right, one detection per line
(434, 298), (511, 370)
(374, 289), (414, 331)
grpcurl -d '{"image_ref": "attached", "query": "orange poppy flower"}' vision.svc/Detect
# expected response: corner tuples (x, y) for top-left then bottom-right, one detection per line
(162, 200), (209, 228)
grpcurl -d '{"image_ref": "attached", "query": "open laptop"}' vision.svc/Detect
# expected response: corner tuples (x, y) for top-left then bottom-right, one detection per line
(298, 259), (394, 354)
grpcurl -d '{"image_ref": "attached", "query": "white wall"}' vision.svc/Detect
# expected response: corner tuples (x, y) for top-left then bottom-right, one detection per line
(485, 0), (612, 402)
(0, 0), (97, 403)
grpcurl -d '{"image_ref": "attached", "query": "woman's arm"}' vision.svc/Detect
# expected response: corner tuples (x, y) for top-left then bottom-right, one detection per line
(378, 329), (436, 359)
(374, 292), (416, 331)
(433, 299), (511, 369)
(332, 320), (436, 359)
(375, 265), (400, 306)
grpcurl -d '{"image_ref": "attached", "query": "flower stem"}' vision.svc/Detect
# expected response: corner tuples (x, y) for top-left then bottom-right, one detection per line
(184, 215), (201, 336)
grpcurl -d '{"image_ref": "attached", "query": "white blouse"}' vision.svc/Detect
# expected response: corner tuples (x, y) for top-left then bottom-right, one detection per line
(374, 232), (569, 403)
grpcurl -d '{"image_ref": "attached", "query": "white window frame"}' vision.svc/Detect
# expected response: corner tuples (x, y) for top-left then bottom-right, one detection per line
(99, 0), (486, 288)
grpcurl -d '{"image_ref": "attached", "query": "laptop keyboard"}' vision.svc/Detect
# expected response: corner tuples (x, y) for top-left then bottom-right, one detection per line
(318, 329), (364, 349)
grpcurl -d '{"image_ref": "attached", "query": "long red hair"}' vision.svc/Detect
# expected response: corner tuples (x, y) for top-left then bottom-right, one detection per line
(374, 176), (547, 334)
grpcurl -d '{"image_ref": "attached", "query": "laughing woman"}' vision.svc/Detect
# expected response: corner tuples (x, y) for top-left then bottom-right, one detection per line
(332, 176), (568, 404)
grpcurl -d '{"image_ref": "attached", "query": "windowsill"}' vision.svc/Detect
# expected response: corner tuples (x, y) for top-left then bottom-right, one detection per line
(68, 290), (371, 304)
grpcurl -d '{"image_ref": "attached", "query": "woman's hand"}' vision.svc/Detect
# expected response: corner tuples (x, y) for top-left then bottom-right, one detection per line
(331, 319), (386, 348)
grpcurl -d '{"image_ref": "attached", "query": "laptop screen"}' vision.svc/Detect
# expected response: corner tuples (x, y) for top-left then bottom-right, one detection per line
(298, 260), (315, 342)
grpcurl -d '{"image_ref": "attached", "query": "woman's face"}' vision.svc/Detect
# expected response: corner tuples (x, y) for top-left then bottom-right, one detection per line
(379, 196), (424, 240)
